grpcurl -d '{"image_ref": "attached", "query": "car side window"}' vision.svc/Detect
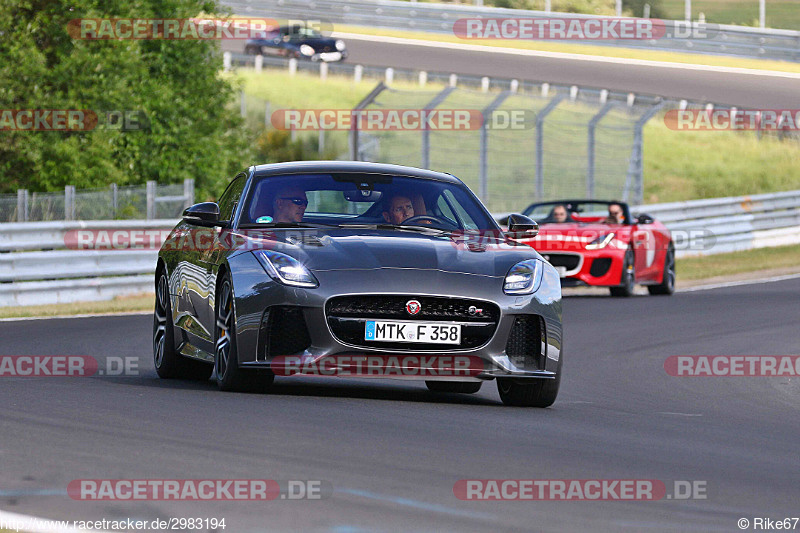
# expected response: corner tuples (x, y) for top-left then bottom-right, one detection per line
(435, 195), (459, 226)
(441, 190), (478, 230)
(217, 174), (247, 222)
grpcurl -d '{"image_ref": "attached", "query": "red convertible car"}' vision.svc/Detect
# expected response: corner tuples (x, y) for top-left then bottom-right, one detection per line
(514, 200), (675, 296)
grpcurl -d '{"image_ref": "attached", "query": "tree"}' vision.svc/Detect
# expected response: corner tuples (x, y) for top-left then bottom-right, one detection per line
(0, 0), (250, 198)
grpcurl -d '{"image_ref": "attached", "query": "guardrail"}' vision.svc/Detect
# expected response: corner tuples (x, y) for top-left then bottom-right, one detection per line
(224, 0), (800, 62)
(2, 189), (799, 307)
(0, 220), (177, 307)
(635, 190), (800, 256)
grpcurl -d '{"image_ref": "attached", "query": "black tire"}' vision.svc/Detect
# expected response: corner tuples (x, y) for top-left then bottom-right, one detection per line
(153, 272), (212, 381)
(425, 381), (482, 394)
(244, 44), (261, 55)
(609, 249), (636, 297)
(648, 245), (676, 296)
(214, 275), (274, 392)
(497, 355), (562, 408)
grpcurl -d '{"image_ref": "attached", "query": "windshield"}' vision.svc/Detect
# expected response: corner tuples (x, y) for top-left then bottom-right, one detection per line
(524, 201), (629, 225)
(289, 27), (323, 39)
(239, 173), (496, 231)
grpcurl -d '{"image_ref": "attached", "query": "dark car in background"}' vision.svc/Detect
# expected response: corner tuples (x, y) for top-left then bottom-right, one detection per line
(153, 161), (564, 407)
(244, 25), (347, 62)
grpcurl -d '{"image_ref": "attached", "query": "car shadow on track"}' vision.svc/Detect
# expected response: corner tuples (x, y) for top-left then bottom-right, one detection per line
(101, 374), (505, 407)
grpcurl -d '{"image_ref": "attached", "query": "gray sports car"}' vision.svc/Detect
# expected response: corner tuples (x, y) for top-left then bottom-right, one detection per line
(153, 161), (563, 407)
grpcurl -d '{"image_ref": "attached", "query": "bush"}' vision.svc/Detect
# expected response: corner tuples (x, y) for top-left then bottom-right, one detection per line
(254, 129), (343, 164)
(623, 0), (666, 18)
(0, 0), (250, 200)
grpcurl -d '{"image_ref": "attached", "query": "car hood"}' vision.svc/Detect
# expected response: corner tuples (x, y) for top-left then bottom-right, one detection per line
(234, 228), (540, 277)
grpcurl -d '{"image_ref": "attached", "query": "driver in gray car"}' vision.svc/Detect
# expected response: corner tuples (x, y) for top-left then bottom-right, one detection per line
(383, 194), (415, 224)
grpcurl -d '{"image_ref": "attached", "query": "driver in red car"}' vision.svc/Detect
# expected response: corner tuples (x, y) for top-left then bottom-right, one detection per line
(604, 202), (625, 224)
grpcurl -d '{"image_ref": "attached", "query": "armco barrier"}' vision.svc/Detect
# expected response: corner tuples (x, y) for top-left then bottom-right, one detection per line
(637, 190), (800, 256)
(1, 190), (799, 306)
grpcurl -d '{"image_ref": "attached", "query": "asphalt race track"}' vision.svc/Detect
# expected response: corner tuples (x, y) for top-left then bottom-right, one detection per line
(223, 37), (800, 108)
(1, 278), (799, 532)
(339, 38), (800, 108)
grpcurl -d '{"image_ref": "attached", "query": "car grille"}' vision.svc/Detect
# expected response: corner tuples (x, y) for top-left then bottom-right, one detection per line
(542, 253), (580, 270)
(257, 306), (311, 361)
(326, 295), (500, 351)
(505, 315), (545, 370)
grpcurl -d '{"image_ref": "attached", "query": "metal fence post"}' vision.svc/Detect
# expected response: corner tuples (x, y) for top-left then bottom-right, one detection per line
(421, 87), (456, 169)
(479, 91), (514, 202)
(349, 116), (359, 161)
(17, 189), (28, 222)
(183, 179), (195, 209)
(146, 181), (156, 220)
(319, 129), (325, 155)
(64, 185), (75, 221)
(110, 183), (118, 219)
(350, 82), (387, 161)
(624, 103), (663, 205)
(587, 102), (615, 199)
(535, 94), (566, 200)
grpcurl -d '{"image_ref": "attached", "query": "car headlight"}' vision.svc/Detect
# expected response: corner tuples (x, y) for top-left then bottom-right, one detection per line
(335, 39), (345, 51)
(585, 232), (615, 250)
(254, 250), (318, 288)
(504, 259), (544, 295)
(299, 44), (315, 56)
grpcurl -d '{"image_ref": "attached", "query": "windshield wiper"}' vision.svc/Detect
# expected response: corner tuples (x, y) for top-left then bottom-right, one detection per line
(338, 223), (452, 234)
(238, 222), (336, 229)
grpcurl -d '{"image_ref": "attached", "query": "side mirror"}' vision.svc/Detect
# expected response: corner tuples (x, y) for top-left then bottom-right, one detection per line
(183, 202), (222, 227)
(636, 213), (654, 225)
(506, 213), (539, 238)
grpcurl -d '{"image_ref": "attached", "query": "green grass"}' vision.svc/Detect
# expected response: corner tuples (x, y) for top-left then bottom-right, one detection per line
(0, 293), (153, 319)
(643, 119), (800, 203)
(677, 243), (800, 280)
(660, 0), (800, 30)
(334, 23), (800, 73)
